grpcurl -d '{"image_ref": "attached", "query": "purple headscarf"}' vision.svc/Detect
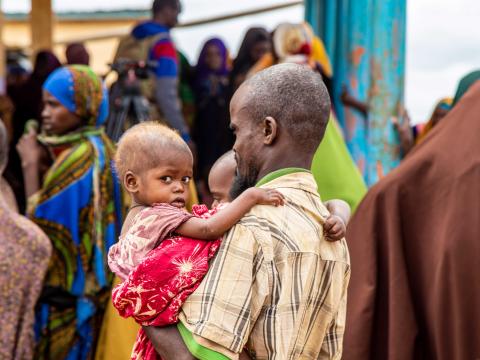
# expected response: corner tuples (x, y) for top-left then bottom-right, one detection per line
(195, 38), (230, 86)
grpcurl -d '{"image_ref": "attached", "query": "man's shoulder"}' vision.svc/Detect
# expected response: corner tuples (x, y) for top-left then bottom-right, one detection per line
(151, 39), (176, 58)
(227, 190), (350, 265)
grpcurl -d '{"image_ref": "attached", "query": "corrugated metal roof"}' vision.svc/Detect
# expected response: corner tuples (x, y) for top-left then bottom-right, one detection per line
(5, 9), (150, 22)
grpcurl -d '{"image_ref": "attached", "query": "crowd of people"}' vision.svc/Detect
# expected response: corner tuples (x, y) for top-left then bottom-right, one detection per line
(0, 0), (479, 359)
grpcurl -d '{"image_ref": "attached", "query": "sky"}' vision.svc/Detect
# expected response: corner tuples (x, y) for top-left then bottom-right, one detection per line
(2, 0), (480, 124)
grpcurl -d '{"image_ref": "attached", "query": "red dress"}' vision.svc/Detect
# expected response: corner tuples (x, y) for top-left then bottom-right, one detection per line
(112, 205), (221, 360)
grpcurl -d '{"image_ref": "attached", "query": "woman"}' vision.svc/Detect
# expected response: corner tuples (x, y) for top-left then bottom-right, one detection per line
(5, 50), (61, 213)
(230, 27), (271, 92)
(248, 22), (367, 210)
(17, 65), (123, 359)
(394, 71), (480, 156)
(343, 71), (480, 360)
(248, 23), (332, 83)
(0, 120), (51, 360)
(9, 51), (61, 142)
(415, 98), (452, 144)
(192, 38), (234, 204)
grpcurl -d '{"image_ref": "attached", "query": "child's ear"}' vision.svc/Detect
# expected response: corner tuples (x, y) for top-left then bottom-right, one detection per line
(124, 171), (140, 193)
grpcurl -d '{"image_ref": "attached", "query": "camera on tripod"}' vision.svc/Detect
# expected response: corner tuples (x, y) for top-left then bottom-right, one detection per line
(105, 59), (156, 142)
(109, 59), (157, 80)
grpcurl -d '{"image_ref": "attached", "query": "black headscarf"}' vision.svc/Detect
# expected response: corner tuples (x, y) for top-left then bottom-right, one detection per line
(230, 27), (270, 83)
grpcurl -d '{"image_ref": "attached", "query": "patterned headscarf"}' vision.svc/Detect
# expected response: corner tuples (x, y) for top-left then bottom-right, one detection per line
(43, 65), (108, 128)
(416, 97), (453, 144)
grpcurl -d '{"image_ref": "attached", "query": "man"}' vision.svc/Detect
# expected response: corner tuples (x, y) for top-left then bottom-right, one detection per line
(122, 0), (190, 142)
(65, 42), (90, 66)
(144, 63), (351, 359)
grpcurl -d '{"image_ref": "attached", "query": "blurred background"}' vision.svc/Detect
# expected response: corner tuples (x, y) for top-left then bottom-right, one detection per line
(2, 0), (480, 124)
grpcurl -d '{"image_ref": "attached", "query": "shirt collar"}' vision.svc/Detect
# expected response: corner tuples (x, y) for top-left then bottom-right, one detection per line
(256, 168), (311, 187)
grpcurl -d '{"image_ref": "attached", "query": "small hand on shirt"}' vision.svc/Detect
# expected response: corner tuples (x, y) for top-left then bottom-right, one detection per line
(324, 215), (347, 241)
(246, 188), (285, 207)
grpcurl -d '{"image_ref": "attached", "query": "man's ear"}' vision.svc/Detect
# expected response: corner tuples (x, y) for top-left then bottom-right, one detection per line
(124, 171), (140, 193)
(262, 116), (278, 145)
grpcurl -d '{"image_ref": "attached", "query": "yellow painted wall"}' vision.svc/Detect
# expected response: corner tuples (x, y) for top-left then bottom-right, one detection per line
(3, 19), (143, 75)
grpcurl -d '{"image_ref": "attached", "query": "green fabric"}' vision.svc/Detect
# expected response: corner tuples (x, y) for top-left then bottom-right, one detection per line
(452, 70), (480, 107)
(256, 167), (311, 187)
(38, 126), (102, 147)
(178, 52), (195, 103)
(177, 322), (229, 360)
(311, 119), (367, 212)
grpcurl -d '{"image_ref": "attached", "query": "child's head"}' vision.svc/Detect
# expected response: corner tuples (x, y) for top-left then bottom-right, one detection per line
(208, 150), (237, 208)
(115, 122), (193, 208)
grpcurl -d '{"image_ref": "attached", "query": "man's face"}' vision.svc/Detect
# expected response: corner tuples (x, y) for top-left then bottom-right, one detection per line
(165, 0), (181, 28)
(229, 85), (264, 199)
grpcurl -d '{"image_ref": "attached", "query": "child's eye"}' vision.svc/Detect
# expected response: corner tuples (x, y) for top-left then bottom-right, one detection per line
(181, 176), (191, 184)
(160, 176), (173, 183)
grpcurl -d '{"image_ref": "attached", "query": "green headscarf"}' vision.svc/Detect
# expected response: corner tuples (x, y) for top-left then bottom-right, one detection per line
(452, 70), (480, 107)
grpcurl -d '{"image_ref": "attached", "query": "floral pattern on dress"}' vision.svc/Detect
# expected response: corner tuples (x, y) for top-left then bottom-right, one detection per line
(112, 205), (222, 360)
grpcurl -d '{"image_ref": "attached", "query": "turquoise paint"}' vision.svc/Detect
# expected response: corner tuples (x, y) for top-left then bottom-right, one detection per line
(306, 0), (406, 185)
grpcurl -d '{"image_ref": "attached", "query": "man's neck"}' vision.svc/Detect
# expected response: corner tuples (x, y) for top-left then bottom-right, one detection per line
(152, 16), (169, 29)
(256, 152), (313, 183)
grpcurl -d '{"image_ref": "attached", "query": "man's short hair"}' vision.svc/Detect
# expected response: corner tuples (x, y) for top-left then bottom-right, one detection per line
(0, 121), (8, 173)
(152, 0), (178, 15)
(242, 63), (331, 153)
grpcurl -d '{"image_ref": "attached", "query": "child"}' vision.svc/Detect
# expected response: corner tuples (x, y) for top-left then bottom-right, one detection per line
(107, 122), (286, 359)
(108, 122), (284, 280)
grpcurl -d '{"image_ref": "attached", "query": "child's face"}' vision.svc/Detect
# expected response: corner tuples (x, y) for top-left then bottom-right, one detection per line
(129, 151), (193, 208)
(208, 154), (236, 208)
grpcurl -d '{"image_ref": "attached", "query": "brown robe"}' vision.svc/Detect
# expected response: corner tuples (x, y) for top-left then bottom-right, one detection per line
(0, 194), (51, 359)
(343, 82), (480, 360)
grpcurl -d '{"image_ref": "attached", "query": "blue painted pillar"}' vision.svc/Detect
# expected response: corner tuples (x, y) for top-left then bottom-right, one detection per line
(306, 0), (406, 186)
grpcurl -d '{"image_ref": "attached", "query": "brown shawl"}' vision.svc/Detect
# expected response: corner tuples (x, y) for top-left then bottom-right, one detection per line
(343, 82), (480, 360)
(0, 194), (51, 359)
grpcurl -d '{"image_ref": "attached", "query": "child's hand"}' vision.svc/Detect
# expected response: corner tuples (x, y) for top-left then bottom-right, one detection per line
(324, 215), (346, 241)
(248, 188), (285, 207)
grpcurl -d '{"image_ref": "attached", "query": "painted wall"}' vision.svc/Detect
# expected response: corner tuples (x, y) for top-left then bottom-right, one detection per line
(306, 0), (406, 186)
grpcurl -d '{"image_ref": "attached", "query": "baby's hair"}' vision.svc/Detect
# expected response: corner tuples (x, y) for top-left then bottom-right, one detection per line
(210, 150), (236, 174)
(114, 121), (192, 182)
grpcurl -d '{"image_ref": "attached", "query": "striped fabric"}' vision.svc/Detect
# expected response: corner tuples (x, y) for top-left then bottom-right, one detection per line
(180, 172), (350, 359)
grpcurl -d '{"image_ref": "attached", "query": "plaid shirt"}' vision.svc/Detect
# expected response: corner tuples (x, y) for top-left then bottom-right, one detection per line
(180, 171), (350, 359)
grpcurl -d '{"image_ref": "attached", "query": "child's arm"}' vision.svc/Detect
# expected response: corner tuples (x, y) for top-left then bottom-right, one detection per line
(324, 200), (351, 241)
(176, 188), (284, 240)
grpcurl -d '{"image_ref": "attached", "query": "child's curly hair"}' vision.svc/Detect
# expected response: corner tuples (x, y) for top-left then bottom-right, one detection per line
(114, 121), (192, 182)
